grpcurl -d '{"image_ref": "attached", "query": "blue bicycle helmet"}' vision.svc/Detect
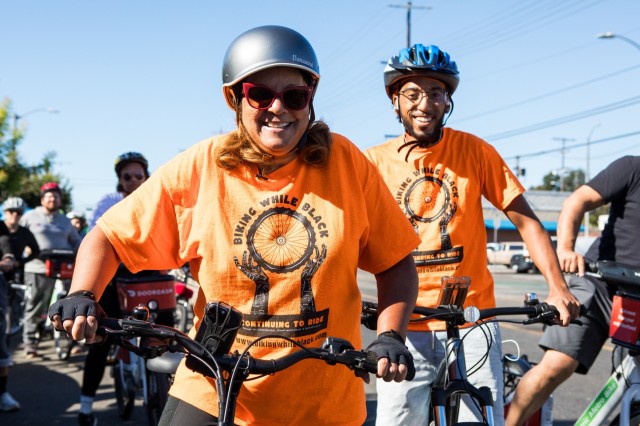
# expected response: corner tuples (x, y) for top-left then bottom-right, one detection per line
(384, 44), (460, 98)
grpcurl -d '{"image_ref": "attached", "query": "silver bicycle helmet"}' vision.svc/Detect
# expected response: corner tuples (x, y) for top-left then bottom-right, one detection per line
(222, 25), (320, 109)
(2, 197), (27, 213)
(384, 44), (460, 98)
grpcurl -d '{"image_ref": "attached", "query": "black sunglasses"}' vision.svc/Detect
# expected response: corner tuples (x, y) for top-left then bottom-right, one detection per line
(122, 173), (145, 182)
(242, 82), (313, 111)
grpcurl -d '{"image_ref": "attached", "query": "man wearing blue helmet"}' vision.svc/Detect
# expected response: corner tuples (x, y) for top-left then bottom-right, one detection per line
(365, 43), (580, 425)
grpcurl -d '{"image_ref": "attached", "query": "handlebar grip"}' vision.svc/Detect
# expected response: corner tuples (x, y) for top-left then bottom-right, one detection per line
(96, 318), (123, 336)
(330, 349), (378, 374)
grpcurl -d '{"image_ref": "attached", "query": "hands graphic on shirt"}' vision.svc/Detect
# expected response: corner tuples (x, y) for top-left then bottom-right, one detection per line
(234, 252), (270, 315)
(299, 244), (326, 314)
(439, 202), (457, 251)
(234, 244), (327, 315)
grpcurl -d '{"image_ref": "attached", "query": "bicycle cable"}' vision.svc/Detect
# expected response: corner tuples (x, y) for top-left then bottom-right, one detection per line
(222, 333), (323, 424)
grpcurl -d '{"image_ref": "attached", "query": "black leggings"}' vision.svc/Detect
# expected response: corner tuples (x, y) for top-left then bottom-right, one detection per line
(159, 396), (218, 425)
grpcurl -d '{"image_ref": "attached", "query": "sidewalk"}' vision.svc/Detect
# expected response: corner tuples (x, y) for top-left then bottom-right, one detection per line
(6, 335), (146, 425)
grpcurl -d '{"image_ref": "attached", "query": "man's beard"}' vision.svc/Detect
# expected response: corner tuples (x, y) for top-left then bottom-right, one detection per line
(397, 115), (445, 161)
(406, 121), (444, 148)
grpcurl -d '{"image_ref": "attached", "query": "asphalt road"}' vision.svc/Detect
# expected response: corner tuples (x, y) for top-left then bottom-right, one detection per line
(3, 267), (619, 425)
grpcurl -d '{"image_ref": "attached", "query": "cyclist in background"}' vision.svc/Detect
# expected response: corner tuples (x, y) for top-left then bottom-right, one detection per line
(364, 43), (580, 425)
(0, 198), (30, 412)
(506, 156), (640, 425)
(1, 197), (40, 285)
(20, 183), (80, 358)
(51, 25), (419, 425)
(77, 151), (151, 426)
(1, 197), (40, 337)
(66, 211), (88, 240)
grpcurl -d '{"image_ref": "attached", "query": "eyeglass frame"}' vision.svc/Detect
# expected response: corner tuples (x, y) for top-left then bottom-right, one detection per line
(398, 87), (448, 105)
(242, 82), (314, 111)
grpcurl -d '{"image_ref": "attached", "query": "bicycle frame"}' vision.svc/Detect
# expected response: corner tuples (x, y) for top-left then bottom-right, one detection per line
(115, 338), (149, 404)
(572, 261), (640, 426)
(574, 352), (640, 426)
(431, 319), (495, 426)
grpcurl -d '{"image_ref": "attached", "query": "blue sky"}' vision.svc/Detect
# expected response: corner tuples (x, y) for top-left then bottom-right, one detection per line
(3, 0), (640, 213)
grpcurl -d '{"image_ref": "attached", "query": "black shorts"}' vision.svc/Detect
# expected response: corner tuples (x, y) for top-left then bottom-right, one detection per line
(159, 396), (218, 425)
(539, 274), (617, 374)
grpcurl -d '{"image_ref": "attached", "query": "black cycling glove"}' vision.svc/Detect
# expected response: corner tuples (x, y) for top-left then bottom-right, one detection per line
(48, 290), (105, 323)
(366, 330), (416, 381)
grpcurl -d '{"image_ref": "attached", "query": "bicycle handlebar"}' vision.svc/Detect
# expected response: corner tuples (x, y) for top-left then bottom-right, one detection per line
(98, 317), (378, 376)
(361, 298), (585, 330)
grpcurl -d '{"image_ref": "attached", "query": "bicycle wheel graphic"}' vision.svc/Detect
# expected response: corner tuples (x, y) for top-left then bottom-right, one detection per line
(404, 176), (450, 223)
(247, 207), (316, 273)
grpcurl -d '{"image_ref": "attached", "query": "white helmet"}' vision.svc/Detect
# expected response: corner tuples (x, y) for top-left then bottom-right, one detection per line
(2, 197), (26, 213)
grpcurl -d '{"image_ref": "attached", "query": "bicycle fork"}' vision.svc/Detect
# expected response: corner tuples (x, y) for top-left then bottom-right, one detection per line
(432, 330), (495, 425)
(574, 353), (640, 426)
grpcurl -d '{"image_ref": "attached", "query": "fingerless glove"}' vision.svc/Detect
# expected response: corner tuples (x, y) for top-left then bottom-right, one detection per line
(366, 330), (416, 380)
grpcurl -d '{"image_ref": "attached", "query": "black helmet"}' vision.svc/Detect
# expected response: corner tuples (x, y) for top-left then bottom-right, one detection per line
(114, 152), (149, 176)
(222, 25), (320, 109)
(384, 44), (460, 98)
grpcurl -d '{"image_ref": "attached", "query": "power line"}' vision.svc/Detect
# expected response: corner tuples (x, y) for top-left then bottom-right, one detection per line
(455, 64), (640, 123)
(484, 95), (640, 141)
(503, 129), (640, 161)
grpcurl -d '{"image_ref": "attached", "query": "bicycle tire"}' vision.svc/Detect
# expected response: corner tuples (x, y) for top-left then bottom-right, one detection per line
(145, 370), (171, 426)
(114, 362), (136, 419)
(174, 301), (189, 333)
(609, 402), (640, 425)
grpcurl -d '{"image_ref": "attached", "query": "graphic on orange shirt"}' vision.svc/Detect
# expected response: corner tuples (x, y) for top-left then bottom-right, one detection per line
(231, 201), (330, 341)
(400, 170), (463, 266)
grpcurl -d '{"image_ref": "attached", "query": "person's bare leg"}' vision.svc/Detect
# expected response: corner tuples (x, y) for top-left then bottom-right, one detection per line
(505, 350), (579, 426)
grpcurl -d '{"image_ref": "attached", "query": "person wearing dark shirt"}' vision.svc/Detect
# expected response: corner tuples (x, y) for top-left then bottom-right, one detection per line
(507, 156), (640, 425)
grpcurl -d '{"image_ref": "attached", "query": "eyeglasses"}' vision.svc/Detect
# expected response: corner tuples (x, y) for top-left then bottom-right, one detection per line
(122, 173), (145, 182)
(398, 88), (447, 105)
(242, 83), (314, 111)
(4, 210), (22, 216)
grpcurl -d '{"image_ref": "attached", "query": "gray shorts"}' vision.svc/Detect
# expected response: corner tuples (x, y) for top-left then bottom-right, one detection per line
(539, 274), (616, 374)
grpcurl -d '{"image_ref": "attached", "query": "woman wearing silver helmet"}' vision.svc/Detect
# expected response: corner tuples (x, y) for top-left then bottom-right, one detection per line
(50, 25), (419, 425)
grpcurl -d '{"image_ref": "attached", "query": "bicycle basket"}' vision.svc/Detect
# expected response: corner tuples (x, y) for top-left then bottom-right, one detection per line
(609, 292), (640, 351)
(116, 275), (177, 314)
(41, 249), (76, 279)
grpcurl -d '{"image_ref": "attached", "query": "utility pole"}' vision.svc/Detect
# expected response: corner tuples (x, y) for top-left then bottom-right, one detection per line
(514, 156), (525, 179)
(584, 123), (601, 237)
(553, 137), (575, 191)
(389, 1), (432, 48)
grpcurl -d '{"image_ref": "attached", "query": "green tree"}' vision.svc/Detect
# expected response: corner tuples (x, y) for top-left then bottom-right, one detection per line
(0, 97), (72, 210)
(531, 169), (585, 192)
(531, 167), (609, 230)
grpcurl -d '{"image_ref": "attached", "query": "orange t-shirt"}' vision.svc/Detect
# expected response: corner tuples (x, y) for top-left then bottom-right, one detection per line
(365, 128), (525, 331)
(98, 132), (420, 425)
